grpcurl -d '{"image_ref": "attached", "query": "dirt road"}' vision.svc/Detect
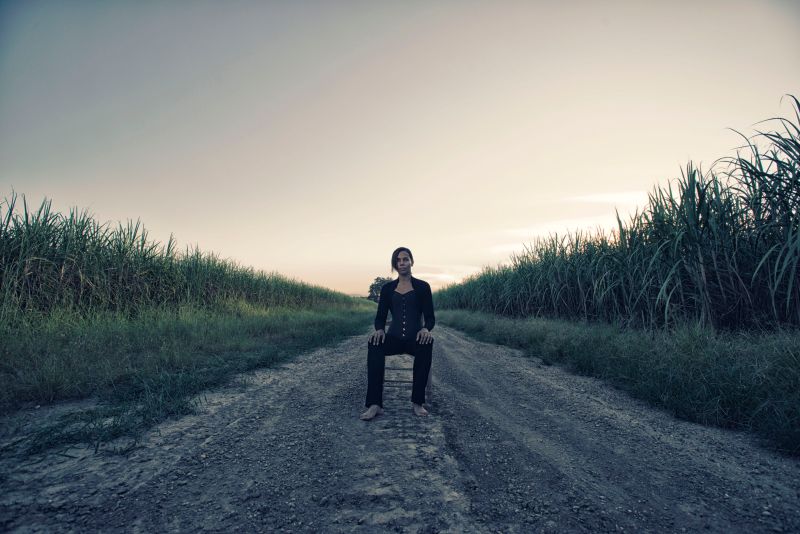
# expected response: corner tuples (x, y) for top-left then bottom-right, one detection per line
(2, 326), (799, 533)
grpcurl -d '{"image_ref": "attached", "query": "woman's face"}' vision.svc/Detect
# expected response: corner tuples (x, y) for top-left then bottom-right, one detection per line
(396, 251), (412, 274)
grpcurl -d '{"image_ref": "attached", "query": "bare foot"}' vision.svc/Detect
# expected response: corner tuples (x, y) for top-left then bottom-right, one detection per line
(412, 403), (429, 416)
(360, 405), (384, 420)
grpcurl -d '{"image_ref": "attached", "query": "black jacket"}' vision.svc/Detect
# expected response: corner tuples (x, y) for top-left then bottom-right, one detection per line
(374, 276), (435, 332)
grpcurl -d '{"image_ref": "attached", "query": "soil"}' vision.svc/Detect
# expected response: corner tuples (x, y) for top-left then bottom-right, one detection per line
(1, 326), (799, 533)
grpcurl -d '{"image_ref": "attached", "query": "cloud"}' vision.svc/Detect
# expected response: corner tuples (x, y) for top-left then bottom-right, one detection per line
(504, 214), (624, 239)
(564, 190), (649, 207)
(495, 191), (651, 245)
(414, 263), (483, 288)
(489, 242), (527, 255)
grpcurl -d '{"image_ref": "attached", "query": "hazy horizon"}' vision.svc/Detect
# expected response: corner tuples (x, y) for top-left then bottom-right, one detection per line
(2, 0), (799, 295)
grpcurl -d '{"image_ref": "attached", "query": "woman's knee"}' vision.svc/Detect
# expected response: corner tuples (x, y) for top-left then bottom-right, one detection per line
(414, 341), (433, 357)
(367, 341), (385, 356)
(415, 338), (433, 349)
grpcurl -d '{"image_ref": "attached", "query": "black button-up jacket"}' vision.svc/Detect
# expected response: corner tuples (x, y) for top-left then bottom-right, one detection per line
(374, 276), (435, 333)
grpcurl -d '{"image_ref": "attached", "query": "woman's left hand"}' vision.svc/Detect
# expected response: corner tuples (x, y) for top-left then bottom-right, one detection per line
(416, 328), (433, 344)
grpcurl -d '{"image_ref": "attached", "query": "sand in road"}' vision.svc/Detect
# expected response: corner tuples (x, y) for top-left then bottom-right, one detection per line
(1, 326), (798, 532)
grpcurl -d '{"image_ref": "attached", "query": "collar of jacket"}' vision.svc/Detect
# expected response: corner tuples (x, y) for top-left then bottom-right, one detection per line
(389, 276), (424, 291)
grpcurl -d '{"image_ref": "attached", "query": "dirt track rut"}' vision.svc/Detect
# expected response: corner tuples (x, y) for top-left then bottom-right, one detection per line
(1, 326), (799, 533)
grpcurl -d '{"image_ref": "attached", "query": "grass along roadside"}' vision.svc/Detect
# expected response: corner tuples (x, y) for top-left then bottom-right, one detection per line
(0, 300), (374, 456)
(435, 97), (800, 330)
(0, 192), (358, 322)
(0, 194), (376, 456)
(438, 309), (800, 454)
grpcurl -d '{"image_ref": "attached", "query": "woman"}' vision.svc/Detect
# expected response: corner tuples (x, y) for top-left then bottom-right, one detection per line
(361, 246), (435, 420)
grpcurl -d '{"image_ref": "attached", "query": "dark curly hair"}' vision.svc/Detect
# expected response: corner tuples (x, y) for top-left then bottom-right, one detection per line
(390, 247), (414, 273)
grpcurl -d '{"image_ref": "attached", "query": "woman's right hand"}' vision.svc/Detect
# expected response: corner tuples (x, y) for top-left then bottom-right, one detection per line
(369, 328), (385, 345)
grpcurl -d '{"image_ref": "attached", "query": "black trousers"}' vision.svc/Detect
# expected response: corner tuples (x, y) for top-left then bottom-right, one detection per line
(365, 334), (433, 408)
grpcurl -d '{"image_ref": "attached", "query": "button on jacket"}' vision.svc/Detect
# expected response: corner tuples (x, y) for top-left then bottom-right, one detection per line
(374, 276), (435, 335)
(387, 289), (421, 340)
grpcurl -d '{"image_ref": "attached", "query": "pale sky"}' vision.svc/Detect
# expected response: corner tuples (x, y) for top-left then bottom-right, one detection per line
(2, 1), (799, 295)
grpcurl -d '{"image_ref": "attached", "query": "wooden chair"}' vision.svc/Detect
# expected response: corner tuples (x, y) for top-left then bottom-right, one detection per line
(382, 315), (433, 404)
(383, 353), (433, 405)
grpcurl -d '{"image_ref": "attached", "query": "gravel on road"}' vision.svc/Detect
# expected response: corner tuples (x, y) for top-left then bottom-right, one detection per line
(1, 326), (798, 533)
